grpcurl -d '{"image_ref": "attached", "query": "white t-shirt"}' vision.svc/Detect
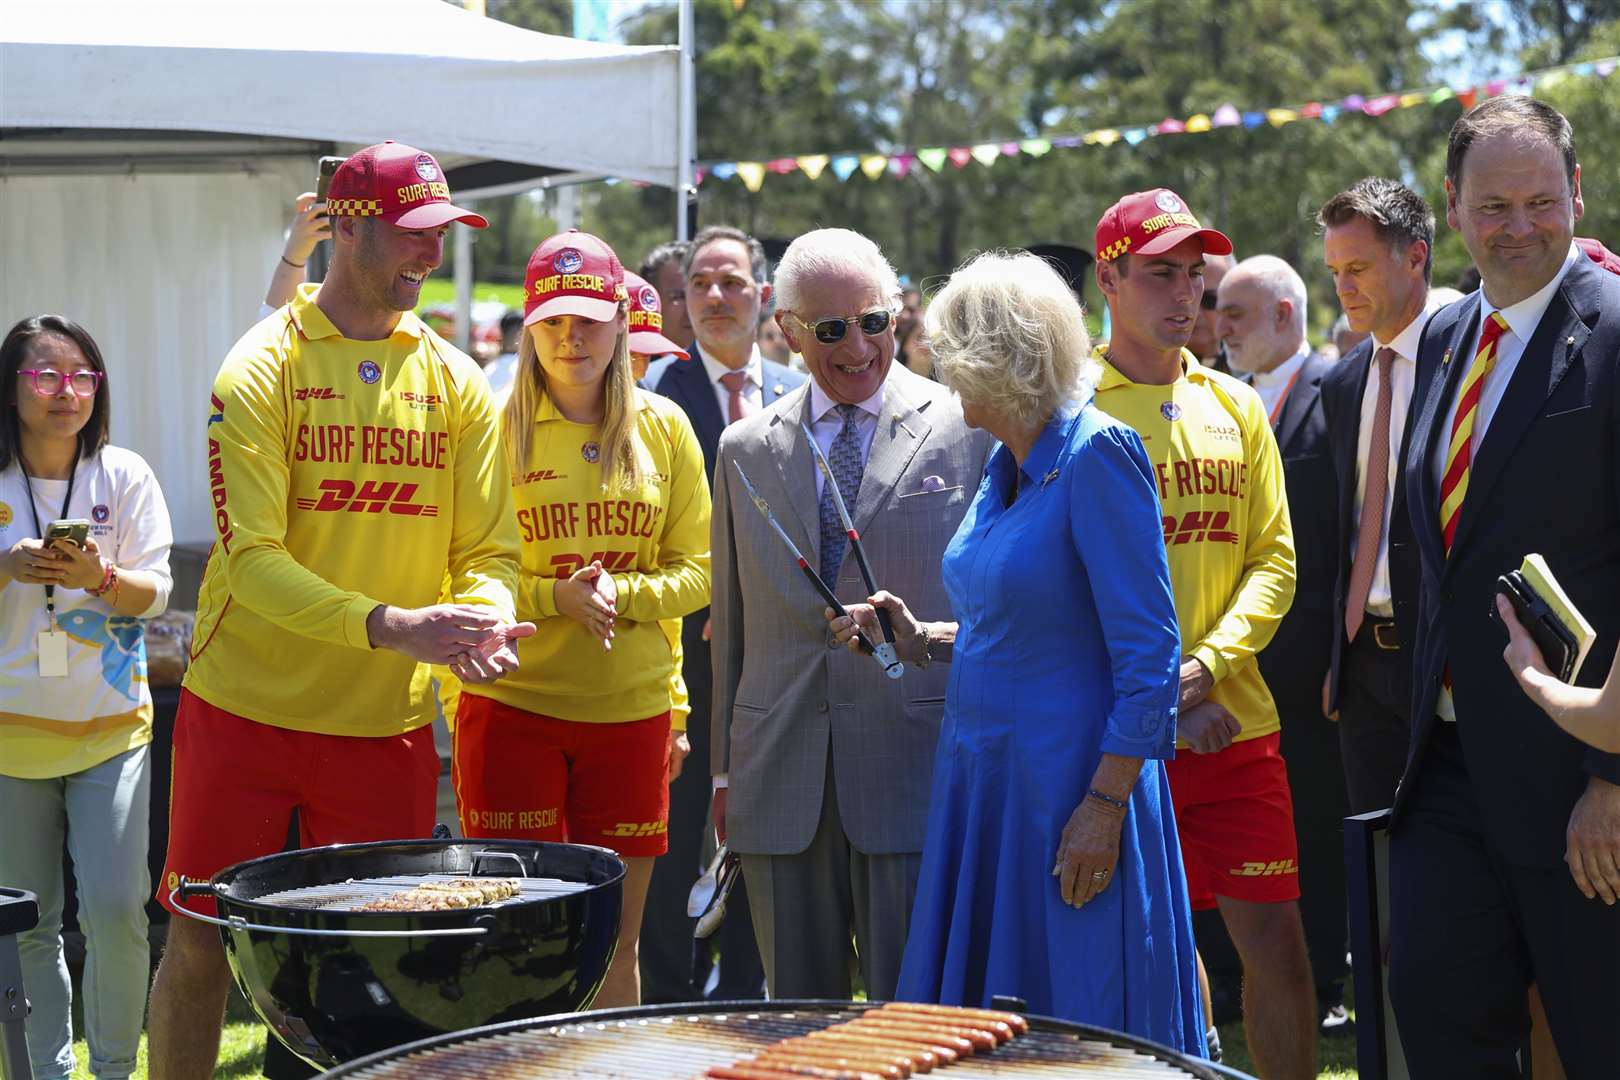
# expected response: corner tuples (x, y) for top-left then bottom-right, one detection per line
(0, 445), (175, 779)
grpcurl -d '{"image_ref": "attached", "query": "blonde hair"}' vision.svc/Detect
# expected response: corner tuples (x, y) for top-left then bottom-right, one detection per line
(926, 250), (1097, 430)
(501, 305), (644, 492)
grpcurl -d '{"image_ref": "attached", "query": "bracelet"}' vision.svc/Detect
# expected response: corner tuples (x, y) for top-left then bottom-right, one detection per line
(87, 560), (117, 597)
(1086, 788), (1128, 811)
(280, 254), (306, 269)
(912, 624), (932, 669)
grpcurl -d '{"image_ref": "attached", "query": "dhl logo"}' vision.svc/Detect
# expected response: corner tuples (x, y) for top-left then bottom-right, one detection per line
(1162, 510), (1238, 546)
(294, 387), (343, 401)
(605, 821), (667, 838)
(295, 479), (439, 517)
(1230, 859), (1298, 878)
(519, 469), (564, 484)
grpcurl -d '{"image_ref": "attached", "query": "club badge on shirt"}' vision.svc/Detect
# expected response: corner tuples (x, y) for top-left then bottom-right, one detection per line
(39, 629), (68, 678)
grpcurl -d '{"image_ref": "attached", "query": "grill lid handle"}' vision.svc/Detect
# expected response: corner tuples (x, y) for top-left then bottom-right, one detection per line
(470, 850), (528, 878)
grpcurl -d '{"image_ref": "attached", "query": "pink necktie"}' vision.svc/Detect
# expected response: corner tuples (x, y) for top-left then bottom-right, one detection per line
(1344, 348), (1395, 642)
(720, 370), (756, 425)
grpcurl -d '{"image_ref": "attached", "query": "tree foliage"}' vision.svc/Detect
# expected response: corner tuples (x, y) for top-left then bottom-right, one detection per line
(476, 0), (1620, 337)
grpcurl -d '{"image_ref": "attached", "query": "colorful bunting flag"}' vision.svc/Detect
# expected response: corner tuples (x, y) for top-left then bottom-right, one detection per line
(689, 56), (1615, 191)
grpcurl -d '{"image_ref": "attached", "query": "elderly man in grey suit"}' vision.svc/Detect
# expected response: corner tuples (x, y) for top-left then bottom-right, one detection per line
(710, 228), (992, 1000)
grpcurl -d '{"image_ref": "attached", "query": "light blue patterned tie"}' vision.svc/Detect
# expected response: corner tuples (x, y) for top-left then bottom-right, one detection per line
(818, 404), (864, 584)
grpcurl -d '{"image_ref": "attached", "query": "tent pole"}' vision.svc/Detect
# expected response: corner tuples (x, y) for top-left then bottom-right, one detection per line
(454, 204), (474, 353)
(676, 0), (694, 241)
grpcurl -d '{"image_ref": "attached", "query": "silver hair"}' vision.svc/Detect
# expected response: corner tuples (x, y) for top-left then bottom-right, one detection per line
(926, 250), (1097, 432)
(1230, 254), (1308, 337)
(773, 229), (902, 316)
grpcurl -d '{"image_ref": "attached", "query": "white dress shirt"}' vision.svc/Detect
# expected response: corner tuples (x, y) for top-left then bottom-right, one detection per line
(1251, 346), (1309, 421)
(701, 344), (765, 424)
(1432, 242), (1581, 492)
(1350, 293), (1444, 616)
(807, 379), (884, 499)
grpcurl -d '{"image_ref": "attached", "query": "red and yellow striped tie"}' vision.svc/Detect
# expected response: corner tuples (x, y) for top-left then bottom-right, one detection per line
(1439, 312), (1509, 554)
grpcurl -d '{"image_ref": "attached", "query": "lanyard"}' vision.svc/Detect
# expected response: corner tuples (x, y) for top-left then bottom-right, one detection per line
(1267, 368), (1303, 426)
(21, 453), (78, 626)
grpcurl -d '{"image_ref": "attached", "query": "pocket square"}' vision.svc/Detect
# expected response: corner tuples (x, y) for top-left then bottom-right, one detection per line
(898, 476), (962, 499)
(921, 474), (945, 492)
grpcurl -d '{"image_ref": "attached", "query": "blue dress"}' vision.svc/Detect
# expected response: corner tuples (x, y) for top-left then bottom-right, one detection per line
(895, 399), (1205, 1056)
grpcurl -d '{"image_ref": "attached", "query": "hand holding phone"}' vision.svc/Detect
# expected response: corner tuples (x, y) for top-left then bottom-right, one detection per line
(45, 519), (90, 549)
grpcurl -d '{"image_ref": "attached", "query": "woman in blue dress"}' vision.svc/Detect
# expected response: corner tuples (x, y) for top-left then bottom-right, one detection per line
(829, 251), (1204, 1054)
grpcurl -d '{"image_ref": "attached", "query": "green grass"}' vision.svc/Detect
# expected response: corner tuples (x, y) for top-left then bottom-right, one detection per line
(414, 278), (526, 312)
(1215, 1016), (1359, 1078)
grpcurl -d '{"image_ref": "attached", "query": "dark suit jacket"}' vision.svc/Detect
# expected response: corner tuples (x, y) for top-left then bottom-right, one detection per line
(1256, 353), (1338, 708)
(1320, 337), (1421, 713)
(1398, 255), (1620, 863)
(644, 346), (804, 483)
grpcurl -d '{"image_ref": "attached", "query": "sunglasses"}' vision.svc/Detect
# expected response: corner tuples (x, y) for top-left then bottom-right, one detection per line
(19, 368), (103, 398)
(788, 307), (894, 345)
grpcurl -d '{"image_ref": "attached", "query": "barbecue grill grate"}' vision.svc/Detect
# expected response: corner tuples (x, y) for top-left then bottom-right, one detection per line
(334, 1006), (1216, 1078)
(252, 874), (591, 912)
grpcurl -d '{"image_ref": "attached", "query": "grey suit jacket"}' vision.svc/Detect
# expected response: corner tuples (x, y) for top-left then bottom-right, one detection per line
(710, 363), (993, 856)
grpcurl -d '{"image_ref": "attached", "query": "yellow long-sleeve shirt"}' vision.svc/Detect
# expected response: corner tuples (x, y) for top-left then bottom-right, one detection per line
(184, 286), (519, 737)
(469, 388), (710, 724)
(1091, 348), (1296, 744)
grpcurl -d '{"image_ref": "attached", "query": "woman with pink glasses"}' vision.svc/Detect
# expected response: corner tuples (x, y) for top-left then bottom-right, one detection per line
(0, 315), (173, 1080)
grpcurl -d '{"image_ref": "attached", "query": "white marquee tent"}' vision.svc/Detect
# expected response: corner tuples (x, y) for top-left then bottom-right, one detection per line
(1, 0), (683, 547)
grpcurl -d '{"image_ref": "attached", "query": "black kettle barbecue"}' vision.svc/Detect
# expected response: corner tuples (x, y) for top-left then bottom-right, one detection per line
(170, 837), (625, 1068)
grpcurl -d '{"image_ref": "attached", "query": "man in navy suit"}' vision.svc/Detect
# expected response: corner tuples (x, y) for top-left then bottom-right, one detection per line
(1392, 96), (1620, 1077)
(1216, 256), (1349, 1037)
(640, 226), (804, 1003)
(1317, 178), (1438, 817)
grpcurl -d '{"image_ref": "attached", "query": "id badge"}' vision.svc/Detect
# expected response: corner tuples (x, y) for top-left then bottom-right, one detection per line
(38, 629), (69, 677)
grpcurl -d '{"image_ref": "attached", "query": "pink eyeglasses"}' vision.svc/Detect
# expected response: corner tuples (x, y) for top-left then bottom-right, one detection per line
(18, 368), (103, 398)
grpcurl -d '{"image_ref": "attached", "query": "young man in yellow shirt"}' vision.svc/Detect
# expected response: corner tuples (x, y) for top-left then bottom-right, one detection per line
(147, 142), (533, 1080)
(1091, 189), (1315, 1079)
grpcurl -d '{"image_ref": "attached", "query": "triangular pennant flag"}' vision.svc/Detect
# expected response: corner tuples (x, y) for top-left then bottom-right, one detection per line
(1242, 111), (1265, 128)
(694, 168), (706, 186)
(831, 155), (859, 181)
(1155, 117), (1186, 134)
(948, 147), (974, 168)
(889, 153), (915, 178)
(1185, 114), (1212, 133)
(1485, 79), (1506, 96)
(1428, 86), (1455, 103)
(710, 162), (738, 180)
(1211, 103), (1241, 127)
(1364, 94), (1400, 116)
(735, 162), (766, 192)
(1536, 72), (1571, 91)
(918, 147), (948, 172)
(1084, 129), (1121, 146)
(1457, 88), (1478, 110)
(1123, 127), (1149, 145)
(798, 154), (829, 180)
(1299, 101), (1324, 119)
(970, 143), (1001, 167)
(1020, 138), (1053, 156)
(1342, 94), (1366, 112)
(766, 157), (798, 175)
(1322, 104), (1342, 123)
(859, 154), (888, 179)
(1000, 142), (1021, 157)
(1399, 92), (1427, 107)
(1574, 62), (1595, 76)
(1051, 134), (1084, 148)
(1596, 60), (1616, 77)
(1266, 108), (1297, 127)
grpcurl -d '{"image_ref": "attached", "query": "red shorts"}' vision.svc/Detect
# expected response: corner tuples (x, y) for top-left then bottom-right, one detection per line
(1164, 731), (1301, 910)
(158, 689), (439, 916)
(452, 694), (671, 857)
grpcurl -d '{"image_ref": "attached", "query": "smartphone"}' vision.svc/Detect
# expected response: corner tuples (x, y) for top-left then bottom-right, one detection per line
(46, 518), (90, 548)
(316, 155), (346, 204)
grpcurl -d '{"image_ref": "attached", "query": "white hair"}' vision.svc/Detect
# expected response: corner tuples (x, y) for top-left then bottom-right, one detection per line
(1229, 255), (1308, 338)
(773, 228), (902, 315)
(926, 250), (1097, 432)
